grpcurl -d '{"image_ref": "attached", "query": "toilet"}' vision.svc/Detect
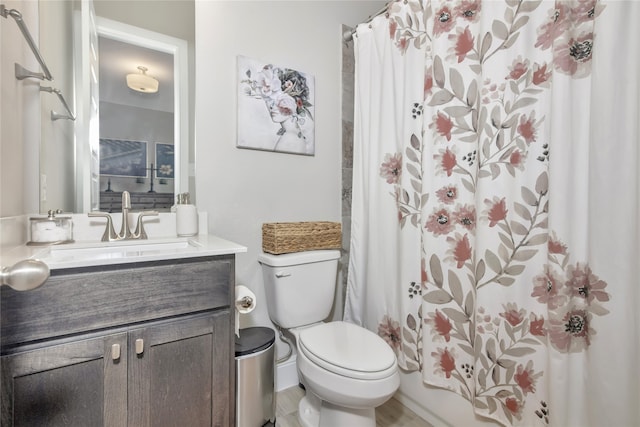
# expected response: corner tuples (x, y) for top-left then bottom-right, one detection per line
(258, 249), (399, 427)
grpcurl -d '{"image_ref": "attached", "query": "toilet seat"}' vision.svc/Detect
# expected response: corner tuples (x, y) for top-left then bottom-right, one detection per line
(298, 321), (397, 381)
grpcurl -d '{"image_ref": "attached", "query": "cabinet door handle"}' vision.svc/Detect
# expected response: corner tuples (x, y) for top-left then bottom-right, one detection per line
(111, 344), (121, 361)
(135, 338), (144, 355)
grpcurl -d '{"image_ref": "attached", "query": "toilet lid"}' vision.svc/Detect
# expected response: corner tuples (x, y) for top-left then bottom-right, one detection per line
(298, 321), (397, 380)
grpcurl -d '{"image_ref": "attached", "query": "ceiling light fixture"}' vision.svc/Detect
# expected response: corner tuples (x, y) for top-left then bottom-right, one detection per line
(126, 66), (159, 93)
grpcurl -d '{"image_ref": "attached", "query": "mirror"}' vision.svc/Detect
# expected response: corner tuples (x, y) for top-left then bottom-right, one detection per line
(38, 0), (195, 213)
(95, 17), (187, 212)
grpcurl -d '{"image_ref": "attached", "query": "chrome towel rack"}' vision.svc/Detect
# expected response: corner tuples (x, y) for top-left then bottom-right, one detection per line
(1, 3), (76, 121)
(0, 4), (52, 80)
(40, 86), (76, 121)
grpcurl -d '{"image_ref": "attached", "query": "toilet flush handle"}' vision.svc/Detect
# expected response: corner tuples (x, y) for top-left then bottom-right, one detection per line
(275, 271), (291, 278)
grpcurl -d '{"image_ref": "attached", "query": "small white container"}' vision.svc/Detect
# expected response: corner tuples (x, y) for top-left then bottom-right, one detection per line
(28, 210), (74, 245)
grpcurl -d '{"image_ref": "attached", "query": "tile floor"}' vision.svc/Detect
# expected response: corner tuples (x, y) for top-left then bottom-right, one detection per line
(275, 385), (434, 427)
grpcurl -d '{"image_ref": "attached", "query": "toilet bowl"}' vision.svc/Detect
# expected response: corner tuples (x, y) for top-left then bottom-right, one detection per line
(258, 250), (400, 427)
(293, 321), (399, 427)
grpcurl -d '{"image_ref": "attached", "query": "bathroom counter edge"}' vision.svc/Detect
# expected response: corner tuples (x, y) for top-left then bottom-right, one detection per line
(1, 234), (247, 271)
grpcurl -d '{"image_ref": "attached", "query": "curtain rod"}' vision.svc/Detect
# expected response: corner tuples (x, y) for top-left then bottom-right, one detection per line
(343, 3), (390, 42)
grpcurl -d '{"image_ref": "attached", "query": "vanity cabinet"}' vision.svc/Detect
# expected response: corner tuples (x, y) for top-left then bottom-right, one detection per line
(1, 256), (235, 427)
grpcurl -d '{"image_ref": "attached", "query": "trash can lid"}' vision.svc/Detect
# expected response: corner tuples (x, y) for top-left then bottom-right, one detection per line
(235, 326), (276, 357)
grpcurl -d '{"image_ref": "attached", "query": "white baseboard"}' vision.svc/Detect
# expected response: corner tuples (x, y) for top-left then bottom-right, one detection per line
(394, 391), (451, 427)
(275, 355), (299, 392)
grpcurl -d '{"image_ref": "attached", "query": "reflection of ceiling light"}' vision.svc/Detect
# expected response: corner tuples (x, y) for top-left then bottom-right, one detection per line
(126, 66), (159, 93)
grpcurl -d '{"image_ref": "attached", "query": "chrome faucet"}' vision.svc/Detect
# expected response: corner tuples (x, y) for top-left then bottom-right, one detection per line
(88, 191), (159, 242)
(119, 191), (134, 240)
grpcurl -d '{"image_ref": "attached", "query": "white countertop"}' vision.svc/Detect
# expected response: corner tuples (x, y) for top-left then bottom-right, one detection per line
(3, 234), (247, 271)
(1, 212), (246, 273)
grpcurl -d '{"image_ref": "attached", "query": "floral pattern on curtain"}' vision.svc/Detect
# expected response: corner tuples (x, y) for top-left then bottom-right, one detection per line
(344, 1), (633, 426)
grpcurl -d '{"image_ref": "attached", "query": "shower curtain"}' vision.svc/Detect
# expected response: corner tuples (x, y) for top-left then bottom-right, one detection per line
(344, 1), (640, 426)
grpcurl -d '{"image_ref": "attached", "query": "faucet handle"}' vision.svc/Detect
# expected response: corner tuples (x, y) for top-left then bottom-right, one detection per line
(134, 211), (159, 240)
(88, 211), (119, 242)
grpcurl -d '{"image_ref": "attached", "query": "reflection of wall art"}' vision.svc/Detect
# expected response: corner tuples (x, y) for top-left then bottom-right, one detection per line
(99, 139), (147, 177)
(237, 55), (315, 156)
(155, 143), (175, 179)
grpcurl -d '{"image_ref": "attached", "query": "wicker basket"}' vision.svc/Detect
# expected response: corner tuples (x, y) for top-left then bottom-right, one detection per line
(262, 221), (342, 255)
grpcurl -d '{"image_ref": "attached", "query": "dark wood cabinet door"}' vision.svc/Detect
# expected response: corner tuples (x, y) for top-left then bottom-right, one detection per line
(127, 311), (232, 427)
(1, 333), (128, 427)
(0, 256), (235, 427)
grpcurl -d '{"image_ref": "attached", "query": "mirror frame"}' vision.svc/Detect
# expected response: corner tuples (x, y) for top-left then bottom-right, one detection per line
(89, 17), (189, 211)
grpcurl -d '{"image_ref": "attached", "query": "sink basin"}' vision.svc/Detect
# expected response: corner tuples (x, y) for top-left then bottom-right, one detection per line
(37, 238), (203, 268)
(50, 238), (198, 254)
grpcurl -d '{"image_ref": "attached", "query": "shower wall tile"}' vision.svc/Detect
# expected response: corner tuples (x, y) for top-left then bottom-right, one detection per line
(342, 27), (355, 74)
(342, 167), (352, 217)
(342, 120), (354, 168)
(341, 25), (355, 309)
(341, 72), (355, 124)
(341, 216), (351, 256)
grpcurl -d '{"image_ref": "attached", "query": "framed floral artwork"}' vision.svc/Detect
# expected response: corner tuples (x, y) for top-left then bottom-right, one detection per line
(237, 55), (315, 155)
(155, 143), (175, 179)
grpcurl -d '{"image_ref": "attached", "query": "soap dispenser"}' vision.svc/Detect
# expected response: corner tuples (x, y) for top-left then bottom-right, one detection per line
(175, 193), (198, 236)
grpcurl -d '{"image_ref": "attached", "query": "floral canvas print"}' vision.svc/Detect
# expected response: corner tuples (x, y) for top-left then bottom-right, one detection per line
(237, 56), (315, 155)
(155, 143), (174, 179)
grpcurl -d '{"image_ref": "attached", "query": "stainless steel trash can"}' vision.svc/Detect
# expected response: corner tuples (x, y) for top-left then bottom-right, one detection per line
(235, 327), (276, 427)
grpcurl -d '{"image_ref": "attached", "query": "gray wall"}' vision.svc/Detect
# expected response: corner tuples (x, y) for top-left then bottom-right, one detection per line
(194, 1), (386, 359)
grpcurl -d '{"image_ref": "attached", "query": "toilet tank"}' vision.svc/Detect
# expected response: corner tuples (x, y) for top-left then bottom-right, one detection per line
(258, 250), (341, 329)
